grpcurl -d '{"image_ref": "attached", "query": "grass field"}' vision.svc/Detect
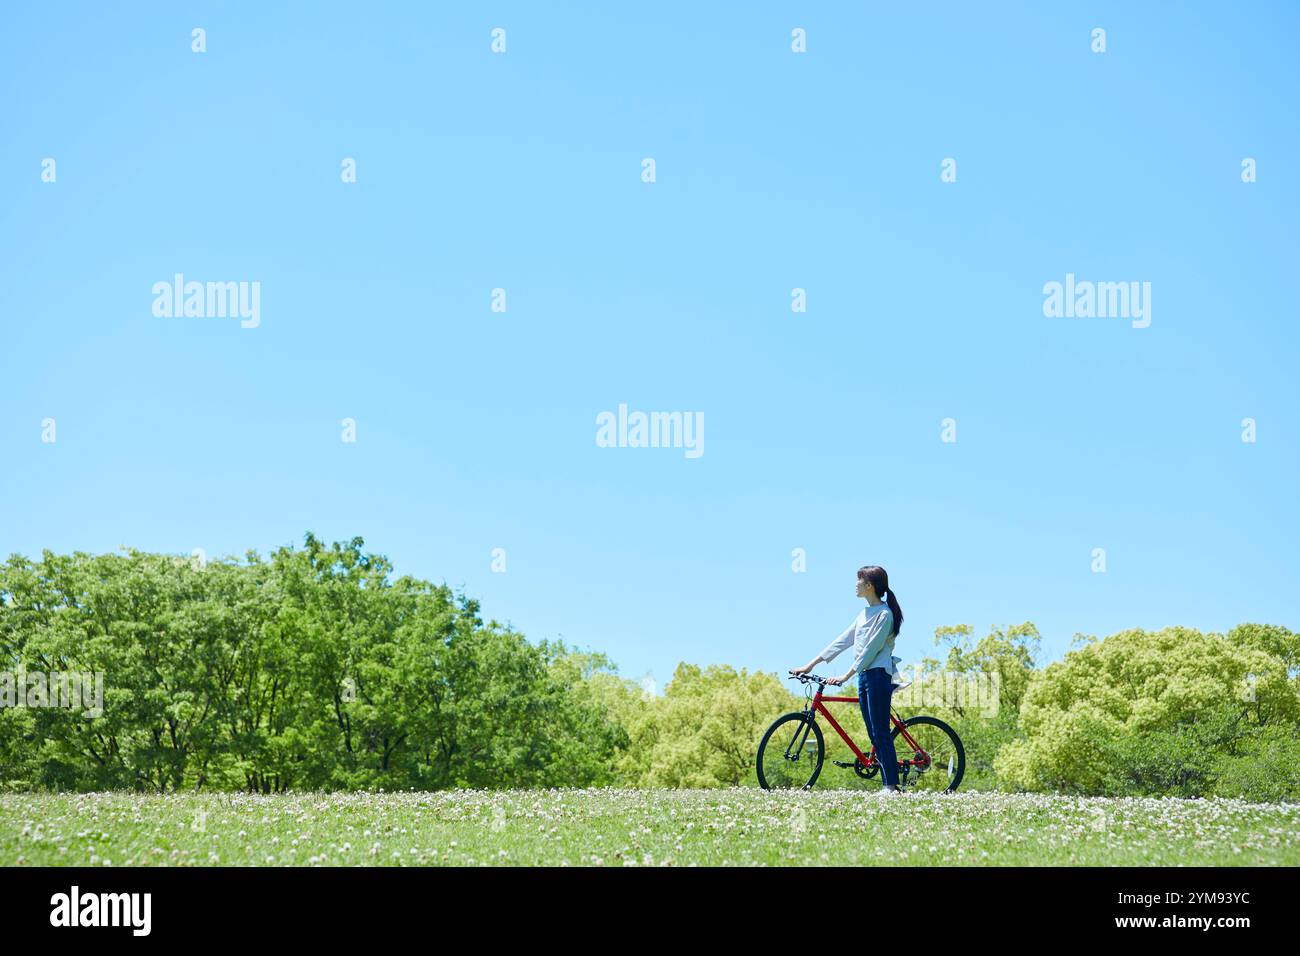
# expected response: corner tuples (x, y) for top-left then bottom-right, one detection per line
(3, 789), (1298, 866)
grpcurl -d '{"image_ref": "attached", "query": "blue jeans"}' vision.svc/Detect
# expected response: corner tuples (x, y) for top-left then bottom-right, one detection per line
(858, 667), (900, 789)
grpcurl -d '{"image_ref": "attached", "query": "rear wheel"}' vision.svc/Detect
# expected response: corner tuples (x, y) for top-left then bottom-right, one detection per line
(890, 715), (965, 793)
(756, 712), (825, 791)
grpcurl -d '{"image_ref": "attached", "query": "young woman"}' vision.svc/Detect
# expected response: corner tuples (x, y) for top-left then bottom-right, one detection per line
(791, 565), (905, 792)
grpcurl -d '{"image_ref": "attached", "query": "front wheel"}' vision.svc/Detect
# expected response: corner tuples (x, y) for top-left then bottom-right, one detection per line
(890, 715), (965, 793)
(756, 712), (825, 791)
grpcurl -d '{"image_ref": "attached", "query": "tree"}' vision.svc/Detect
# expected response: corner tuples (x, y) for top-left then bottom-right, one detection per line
(994, 625), (1299, 795)
(622, 663), (791, 787)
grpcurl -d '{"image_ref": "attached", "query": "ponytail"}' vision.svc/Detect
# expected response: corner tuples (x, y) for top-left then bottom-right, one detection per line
(884, 589), (903, 636)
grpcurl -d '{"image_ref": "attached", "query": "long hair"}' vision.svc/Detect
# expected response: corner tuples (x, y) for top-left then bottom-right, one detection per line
(858, 565), (902, 636)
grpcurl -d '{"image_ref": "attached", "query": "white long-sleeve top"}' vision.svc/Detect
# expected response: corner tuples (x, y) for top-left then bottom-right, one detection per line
(819, 602), (900, 681)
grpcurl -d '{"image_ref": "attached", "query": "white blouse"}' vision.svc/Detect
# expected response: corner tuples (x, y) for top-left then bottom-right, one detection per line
(818, 602), (900, 681)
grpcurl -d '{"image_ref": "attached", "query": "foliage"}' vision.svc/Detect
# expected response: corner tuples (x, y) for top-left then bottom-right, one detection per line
(0, 537), (624, 792)
(993, 624), (1300, 796)
(3, 539), (1297, 798)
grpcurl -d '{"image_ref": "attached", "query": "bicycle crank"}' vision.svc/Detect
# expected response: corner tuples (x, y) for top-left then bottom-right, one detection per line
(852, 759), (880, 780)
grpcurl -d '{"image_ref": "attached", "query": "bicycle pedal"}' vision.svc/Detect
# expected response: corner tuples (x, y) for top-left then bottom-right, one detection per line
(832, 760), (856, 768)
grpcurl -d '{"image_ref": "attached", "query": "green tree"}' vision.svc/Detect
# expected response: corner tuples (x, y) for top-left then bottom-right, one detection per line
(994, 625), (1299, 796)
(623, 663), (790, 787)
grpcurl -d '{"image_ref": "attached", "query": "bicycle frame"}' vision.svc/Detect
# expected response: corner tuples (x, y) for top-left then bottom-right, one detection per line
(810, 686), (925, 770)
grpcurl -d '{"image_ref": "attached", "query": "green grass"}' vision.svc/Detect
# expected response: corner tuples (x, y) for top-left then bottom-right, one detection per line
(3, 789), (1298, 866)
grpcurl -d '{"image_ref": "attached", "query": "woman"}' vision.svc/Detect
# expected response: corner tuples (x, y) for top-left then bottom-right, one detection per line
(791, 565), (904, 792)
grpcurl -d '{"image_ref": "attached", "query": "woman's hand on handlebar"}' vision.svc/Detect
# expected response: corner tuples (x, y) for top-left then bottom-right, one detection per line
(791, 657), (821, 677)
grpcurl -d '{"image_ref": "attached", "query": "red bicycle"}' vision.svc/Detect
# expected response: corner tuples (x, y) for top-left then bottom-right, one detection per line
(756, 672), (965, 792)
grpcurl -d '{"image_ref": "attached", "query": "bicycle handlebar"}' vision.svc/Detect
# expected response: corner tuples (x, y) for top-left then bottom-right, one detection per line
(788, 671), (839, 686)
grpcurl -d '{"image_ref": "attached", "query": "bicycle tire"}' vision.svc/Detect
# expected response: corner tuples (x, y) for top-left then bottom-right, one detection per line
(890, 714), (965, 793)
(756, 712), (825, 791)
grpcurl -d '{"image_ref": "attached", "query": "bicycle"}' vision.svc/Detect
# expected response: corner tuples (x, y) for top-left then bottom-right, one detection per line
(755, 671), (966, 792)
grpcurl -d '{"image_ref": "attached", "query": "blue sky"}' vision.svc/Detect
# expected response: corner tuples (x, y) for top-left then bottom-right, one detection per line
(3, 2), (1297, 691)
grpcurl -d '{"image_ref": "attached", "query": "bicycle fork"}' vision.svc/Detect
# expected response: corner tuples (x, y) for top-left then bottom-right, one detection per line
(785, 708), (817, 759)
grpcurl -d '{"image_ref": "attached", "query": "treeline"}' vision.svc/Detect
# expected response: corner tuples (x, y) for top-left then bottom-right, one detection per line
(0, 536), (623, 792)
(2, 537), (1298, 799)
